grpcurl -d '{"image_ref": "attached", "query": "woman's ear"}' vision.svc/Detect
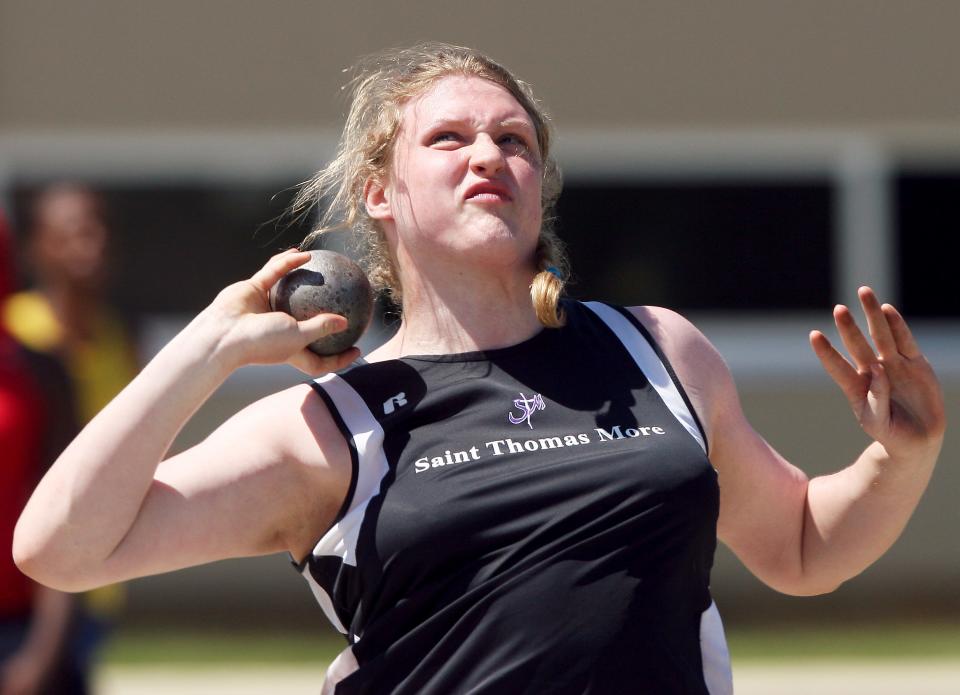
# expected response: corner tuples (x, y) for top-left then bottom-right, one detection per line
(364, 177), (393, 221)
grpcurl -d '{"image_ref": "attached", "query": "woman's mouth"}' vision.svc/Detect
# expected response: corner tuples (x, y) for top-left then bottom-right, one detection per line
(464, 182), (512, 203)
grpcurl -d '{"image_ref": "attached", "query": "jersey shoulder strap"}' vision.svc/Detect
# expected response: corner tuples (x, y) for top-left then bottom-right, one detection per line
(582, 301), (708, 454)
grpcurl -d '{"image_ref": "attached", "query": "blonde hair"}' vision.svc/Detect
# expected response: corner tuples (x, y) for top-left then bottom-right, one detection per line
(293, 42), (568, 327)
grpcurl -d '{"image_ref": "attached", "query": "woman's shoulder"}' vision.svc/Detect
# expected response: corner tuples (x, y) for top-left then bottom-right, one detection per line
(622, 304), (735, 411)
(216, 382), (352, 480)
(577, 302), (711, 358)
(622, 305), (715, 360)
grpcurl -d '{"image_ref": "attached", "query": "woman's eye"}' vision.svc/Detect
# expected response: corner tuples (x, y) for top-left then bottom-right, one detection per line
(431, 132), (460, 145)
(499, 134), (529, 151)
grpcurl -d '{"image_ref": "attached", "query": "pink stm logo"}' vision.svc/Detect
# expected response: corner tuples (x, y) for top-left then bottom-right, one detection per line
(508, 392), (546, 429)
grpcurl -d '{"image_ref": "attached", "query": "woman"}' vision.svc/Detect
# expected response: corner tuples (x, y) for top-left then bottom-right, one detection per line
(14, 44), (945, 694)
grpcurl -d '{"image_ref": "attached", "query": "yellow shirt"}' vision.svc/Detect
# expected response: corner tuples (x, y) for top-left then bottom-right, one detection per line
(3, 290), (138, 423)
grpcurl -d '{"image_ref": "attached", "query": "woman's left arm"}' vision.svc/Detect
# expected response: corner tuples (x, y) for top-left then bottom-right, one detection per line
(635, 288), (946, 596)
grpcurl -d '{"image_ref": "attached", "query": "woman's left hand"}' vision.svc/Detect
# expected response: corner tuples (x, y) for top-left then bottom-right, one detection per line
(809, 286), (946, 460)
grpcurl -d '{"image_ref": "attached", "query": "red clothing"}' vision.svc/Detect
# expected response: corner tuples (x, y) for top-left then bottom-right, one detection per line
(0, 211), (47, 618)
(0, 339), (46, 618)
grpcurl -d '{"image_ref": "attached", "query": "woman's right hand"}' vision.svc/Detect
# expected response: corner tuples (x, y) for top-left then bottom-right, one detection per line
(202, 249), (361, 375)
(13, 250), (358, 592)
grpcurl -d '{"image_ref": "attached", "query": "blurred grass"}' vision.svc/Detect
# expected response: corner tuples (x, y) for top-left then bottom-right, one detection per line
(101, 629), (345, 667)
(100, 623), (959, 666)
(728, 623), (960, 662)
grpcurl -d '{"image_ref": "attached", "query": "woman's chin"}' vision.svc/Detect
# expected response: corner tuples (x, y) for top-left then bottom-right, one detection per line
(453, 231), (536, 266)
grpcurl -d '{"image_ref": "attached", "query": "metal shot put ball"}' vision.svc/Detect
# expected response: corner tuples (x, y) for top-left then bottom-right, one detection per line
(269, 250), (373, 356)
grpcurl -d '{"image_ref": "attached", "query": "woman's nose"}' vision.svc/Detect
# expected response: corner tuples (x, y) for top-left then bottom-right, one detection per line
(469, 134), (505, 176)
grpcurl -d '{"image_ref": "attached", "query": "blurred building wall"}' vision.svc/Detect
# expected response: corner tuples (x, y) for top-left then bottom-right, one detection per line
(2, 1), (960, 132)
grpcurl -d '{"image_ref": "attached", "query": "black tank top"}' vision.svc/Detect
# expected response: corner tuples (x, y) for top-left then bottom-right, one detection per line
(294, 300), (732, 694)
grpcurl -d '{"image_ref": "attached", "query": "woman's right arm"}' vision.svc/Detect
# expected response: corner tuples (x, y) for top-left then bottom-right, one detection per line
(13, 250), (359, 591)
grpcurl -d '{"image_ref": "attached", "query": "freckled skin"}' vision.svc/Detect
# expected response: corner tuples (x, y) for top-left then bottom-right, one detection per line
(269, 250), (373, 355)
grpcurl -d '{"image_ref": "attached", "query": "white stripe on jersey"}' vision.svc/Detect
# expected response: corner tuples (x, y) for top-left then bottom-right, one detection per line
(321, 645), (360, 695)
(299, 372), (391, 635)
(583, 302), (707, 453)
(700, 601), (733, 695)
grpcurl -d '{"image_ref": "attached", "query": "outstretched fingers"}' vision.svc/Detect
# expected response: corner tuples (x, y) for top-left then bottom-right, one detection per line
(809, 330), (867, 407)
(852, 286), (922, 362)
(858, 287), (899, 360)
(882, 303), (923, 359)
(815, 292), (945, 450)
(833, 304), (878, 372)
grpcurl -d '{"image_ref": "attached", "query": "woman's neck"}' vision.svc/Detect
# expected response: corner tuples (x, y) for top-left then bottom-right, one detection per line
(369, 257), (542, 360)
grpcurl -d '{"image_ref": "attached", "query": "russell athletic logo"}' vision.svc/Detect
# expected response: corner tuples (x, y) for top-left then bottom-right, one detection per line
(508, 392), (545, 429)
(383, 392), (407, 415)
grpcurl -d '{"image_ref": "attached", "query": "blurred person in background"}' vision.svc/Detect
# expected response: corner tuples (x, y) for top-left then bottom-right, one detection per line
(1, 210), (82, 694)
(3, 183), (138, 424)
(3, 184), (138, 692)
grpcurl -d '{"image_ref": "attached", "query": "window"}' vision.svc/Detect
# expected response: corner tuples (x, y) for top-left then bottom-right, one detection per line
(895, 171), (959, 318)
(556, 180), (834, 311)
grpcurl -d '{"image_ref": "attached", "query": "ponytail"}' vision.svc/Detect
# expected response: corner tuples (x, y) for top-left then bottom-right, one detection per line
(530, 233), (568, 328)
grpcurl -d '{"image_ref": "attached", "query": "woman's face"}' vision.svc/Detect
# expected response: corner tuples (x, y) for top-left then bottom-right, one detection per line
(372, 75), (544, 272)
